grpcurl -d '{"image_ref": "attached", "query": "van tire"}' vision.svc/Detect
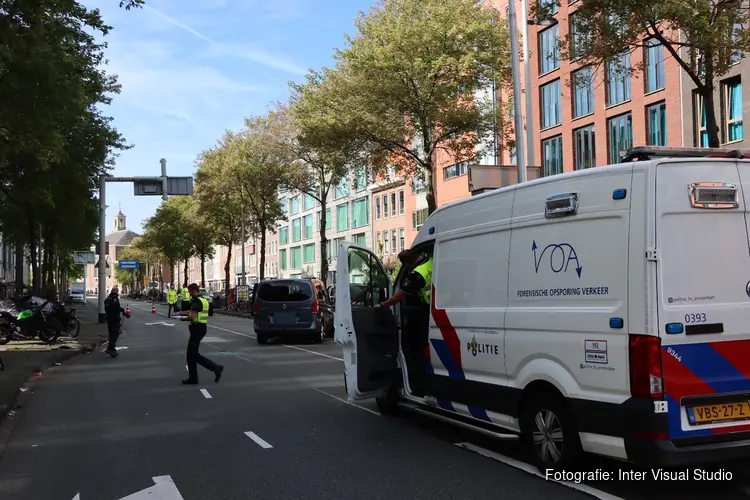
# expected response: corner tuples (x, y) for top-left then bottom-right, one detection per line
(256, 334), (268, 345)
(313, 326), (323, 344)
(375, 387), (400, 415)
(520, 393), (581, 472)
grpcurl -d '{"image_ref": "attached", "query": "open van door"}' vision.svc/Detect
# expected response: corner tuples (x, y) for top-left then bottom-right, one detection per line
(334, 243), (399, 402)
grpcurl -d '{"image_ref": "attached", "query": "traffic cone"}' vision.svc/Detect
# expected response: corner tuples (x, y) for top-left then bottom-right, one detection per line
(125, 304), (130, 316)
(151, 302), (156, 314)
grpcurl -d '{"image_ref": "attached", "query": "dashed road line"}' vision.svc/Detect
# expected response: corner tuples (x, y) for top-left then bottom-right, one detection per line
(312, 387), (380, 416)
(244, 431), (273, 449)
(200, 389), (212, 399)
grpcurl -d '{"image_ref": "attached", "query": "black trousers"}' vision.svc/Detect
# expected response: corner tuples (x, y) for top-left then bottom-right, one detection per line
(187, 324), (219, 381)
(167, 303), (177, 317)
(403, 304), (431, 394)
(107, 321), (120, 350)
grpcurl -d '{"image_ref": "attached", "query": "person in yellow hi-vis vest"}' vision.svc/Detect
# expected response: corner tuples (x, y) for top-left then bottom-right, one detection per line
(180, 282), (191, 313)
(166, 284), (178, 318)
(378, 248), (432, 395)
(179, 283), (223, 385)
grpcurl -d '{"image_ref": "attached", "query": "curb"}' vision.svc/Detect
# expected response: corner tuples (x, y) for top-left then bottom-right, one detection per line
(0, 339), (102, 458)
(214, 310), (252, 319)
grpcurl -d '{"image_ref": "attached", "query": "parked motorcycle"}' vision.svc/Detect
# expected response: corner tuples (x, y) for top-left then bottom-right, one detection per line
(46, 301), (80, 338)
(0, 299), (62, 345)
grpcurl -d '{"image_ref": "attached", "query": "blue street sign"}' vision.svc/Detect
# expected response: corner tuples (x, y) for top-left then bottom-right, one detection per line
(118, 260), (140, 269)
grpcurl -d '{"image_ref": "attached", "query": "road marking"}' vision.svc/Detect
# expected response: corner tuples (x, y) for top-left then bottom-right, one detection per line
(73, 475), (185, 500)
(312, 387), (380, 416)
(244, 431), (273, 449)
(454, 442), (624, 500)
(200, 389), (212, 399)
(185, 365), (188, 372)
(72, 495), (79, 500)
(145, 321), (174, 327)
(282, 343), (343, 361)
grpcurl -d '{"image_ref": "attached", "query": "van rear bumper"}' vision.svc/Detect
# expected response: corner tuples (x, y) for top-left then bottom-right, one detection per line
(626, 433), (750, 466)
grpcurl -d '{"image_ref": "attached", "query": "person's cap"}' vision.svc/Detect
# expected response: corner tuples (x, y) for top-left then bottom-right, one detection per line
(188, 283), (200, 292)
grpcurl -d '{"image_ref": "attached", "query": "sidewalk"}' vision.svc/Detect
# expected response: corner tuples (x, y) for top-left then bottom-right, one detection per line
(0, 301), (107, 421)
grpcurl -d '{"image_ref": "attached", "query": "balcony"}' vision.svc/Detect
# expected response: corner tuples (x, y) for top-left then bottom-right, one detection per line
(468, 164), (542, 195)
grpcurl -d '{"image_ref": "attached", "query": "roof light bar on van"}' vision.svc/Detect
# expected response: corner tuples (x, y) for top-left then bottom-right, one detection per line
(688, 182), (739, 209)
(622, 146), (750, 163)
(544, 192), (578, 219)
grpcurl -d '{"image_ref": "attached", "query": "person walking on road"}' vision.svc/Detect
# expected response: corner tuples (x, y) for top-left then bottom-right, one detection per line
(179, 283), (223, 385)
(166, 284), (178, 318)
(104, 286), (127, 358)
(180, 282), (191, 314)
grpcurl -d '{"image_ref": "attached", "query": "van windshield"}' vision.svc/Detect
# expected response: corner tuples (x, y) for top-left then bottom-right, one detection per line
(71, 284), (84, 292)
(257, 281), (312, 302)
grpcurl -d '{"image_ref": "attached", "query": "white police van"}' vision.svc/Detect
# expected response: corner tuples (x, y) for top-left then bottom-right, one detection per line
(334, 146), (750, 471)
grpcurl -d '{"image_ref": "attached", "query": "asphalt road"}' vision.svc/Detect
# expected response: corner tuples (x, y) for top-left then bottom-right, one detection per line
(0, 301), (748, 500)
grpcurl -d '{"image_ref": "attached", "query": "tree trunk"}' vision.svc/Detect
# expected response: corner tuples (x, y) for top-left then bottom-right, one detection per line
(422, 135), (437, 214)
(28, 220), (40, 293)
(224, 244), (232, 296)
(183, 259), (189, 286)
(319, 198), (329, 287)
(200, 250), (206, 287)
(259, 229), (267, 281)
(14, 238), (25, 291)
(701, 84), (721, 148)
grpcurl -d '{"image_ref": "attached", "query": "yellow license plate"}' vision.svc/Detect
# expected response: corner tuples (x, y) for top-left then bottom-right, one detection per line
(689, 401), (750, 425)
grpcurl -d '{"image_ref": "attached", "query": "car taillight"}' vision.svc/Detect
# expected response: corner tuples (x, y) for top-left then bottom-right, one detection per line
(629, 334), (663, 398)
(312, 299), (319, 314)
(253, 302), (259, 314)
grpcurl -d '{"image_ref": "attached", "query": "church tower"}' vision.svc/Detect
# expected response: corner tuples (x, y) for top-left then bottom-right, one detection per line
(114, 204), (126, 232)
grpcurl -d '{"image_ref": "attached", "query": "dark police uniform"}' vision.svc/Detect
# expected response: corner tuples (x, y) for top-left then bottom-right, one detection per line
(398, 256), (432, 394)
(104, 292), (125, 356)
(183, 292), (223, 384)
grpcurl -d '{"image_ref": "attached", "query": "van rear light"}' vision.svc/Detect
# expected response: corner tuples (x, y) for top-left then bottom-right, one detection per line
(311, 299), (319, 314)
(629, 334), (664, 399)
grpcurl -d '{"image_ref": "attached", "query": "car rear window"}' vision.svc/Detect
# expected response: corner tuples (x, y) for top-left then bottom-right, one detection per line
(257, 281), (312, 302)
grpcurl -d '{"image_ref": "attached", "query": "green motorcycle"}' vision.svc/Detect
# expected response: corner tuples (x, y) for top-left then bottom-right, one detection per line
(0, 300), (61, 345)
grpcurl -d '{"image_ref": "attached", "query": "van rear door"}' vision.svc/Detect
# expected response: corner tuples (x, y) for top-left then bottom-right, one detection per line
(657, 159), (750, 439)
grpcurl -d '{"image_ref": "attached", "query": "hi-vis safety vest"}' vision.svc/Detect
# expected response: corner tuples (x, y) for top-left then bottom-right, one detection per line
(413, 258), (433, 304)
(193, 297), (209, 324)
(167, 289), (177, 304)
(181, 288), (190, 301)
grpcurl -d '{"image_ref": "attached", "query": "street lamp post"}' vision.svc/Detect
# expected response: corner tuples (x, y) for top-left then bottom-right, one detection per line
(507, 0), (527, 184)
(520, 0), (536, 169)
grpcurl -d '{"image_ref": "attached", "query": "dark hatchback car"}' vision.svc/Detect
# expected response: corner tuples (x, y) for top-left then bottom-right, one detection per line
(253, 279), (334, 344)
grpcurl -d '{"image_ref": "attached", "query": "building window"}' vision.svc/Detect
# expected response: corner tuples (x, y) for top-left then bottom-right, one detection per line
(391, 230), (397, 255)
(384, 232), (390, 254)
(569, 13), (589, 59)
(291, 247), (302, 269)
(321, 208), (331, 230)
(290, 196), (299, 215)
(541, 79), (562, 129)
(325, 240), (333, 263)
(336, 203), (348, 231)
(539, 24), (560, 75)
(280, 197), (288, 217)
(279, 227), (289, 245)
(279, 249), (287, 271)
(695, 92), (709, 147)
(731, 23), (743, 64)
(398, 190), (404, 215)
(354, 168), (367, 191)
(352, 197), (369, 228)
(540, 0), (559, 15)
(724, 78), (743, 142)
(353, 233), (367, 247)
(509, 146), (517, 164)
(303, 193), (315, 211)
(303, 214), (313, 239)
(644, 39), (665, 93)
(334, 180), (349, 200)
(383, 194), (389, 218)
(573, 125), (595, 170)
(390, 192), (396, 217)
(399, 228), (405, 252)
(542, 135), (563, 176)
(375, 232), (380, 253)
(572, 67), (594, 118)
(647, 102), (667, 146)
(303, 243), (315, 264)
(608, 113), (633, 164)
(606, 53), (631, 106)
(443, 161), (469, 180)
(292, 218), (301, 242)
(412, 208), (429, 230)
(412, 177), (425, 195)
(376, 196), (381, 219)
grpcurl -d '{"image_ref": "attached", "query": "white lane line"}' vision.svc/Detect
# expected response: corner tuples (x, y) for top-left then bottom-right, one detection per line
(312, 387), (380, 416)
(132, 304), (343, 361)
(244, 431), (273, 449)
(454, 442), (624, 500)
(185, 365), (188, 372)
(200, 389), (212, 399)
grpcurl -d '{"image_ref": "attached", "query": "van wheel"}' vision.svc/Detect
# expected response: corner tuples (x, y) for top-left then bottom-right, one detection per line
(520, 394), (581, 472)
(256, 334), (268, 345)
(313, 326), (323, 344)
(375, 387), (400, 415)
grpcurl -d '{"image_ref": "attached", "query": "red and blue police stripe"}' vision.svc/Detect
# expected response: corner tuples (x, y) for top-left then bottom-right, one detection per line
(662, 339), (750, 438)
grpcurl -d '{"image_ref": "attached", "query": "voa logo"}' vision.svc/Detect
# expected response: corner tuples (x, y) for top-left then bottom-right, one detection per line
(467, 335), (500, 357)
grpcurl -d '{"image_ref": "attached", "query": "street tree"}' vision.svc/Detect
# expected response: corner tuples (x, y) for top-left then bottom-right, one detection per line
(143, 197), (195, 286)
(195, 136), (252, 295)
(321, 0), (511, 214)
(227, 113), (287, 281)
(185, 196), (216, 288)
(552, 0), (750, 148)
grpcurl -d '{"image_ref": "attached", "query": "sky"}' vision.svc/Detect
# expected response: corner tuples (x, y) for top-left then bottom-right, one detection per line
(85, 0), (373, 235)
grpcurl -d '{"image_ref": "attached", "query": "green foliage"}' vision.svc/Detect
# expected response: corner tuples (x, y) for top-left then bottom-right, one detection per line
(554, 0), (750, 148)
(310, 0), (512, 213)
(143, 197), (195, 267)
